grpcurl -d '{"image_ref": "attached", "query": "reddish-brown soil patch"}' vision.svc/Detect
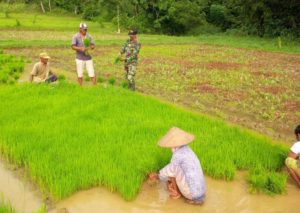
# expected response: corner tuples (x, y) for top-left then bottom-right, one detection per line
(142, 67), (156, 74)
(205, 61), (243, 70)
(284, 101), (300, 112)
(223, 90), (247, 101)
(168, 59), (198, 69)
(259, 86), (286, 95)
(191, 83), (218, 93)
(250, 71), (281, 78)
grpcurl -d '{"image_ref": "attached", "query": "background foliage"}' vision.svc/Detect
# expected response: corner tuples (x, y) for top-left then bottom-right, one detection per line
(1, 0), (299, 38)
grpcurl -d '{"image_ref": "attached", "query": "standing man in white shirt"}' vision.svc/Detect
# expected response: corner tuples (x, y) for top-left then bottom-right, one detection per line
(71, 23), (96, 86)
(285, 125), (300, 188)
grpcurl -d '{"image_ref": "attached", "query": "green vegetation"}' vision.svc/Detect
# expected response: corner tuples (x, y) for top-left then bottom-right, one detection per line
(11, 1), (299, 38)
(248, 166), (287, 195)
(0, 10), (299, 53)
(0, 83), (288, 201)
(0, 50), (25, 84)
(0, 199), (16, 213)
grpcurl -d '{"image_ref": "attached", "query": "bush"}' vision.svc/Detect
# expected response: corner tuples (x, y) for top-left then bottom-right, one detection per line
(188, 23), (221, 35)
(82, 5), (101, 21)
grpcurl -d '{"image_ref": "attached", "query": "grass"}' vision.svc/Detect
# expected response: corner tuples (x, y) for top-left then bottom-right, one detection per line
(0, 198), (16, 213)
(0, 8), (299, 53)
(0, 83), (288, 201)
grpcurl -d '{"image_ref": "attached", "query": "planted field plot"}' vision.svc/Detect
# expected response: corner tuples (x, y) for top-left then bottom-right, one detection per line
(6, 44), (299, 141)
(0, 84), (287, 201)
(0, 50), (25, 84)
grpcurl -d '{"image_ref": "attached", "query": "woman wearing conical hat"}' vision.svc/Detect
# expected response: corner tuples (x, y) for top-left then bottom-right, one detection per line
(148, 127), (206, 204)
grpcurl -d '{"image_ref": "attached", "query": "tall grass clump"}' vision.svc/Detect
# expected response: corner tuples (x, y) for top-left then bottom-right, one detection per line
(248, 166), (287, 195)
(0, 51), (25, 84)
(0, 84), (288, 201)
(0, 198), (16, 213)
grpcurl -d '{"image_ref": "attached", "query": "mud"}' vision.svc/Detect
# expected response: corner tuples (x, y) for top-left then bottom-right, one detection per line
(1, 159), (300, 213)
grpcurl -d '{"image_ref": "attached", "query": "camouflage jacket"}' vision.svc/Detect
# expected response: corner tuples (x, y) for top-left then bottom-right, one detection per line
(120, 39), (141, 65)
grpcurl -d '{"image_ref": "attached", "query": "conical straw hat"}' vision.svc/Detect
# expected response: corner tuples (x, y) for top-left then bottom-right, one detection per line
(158, 127), (195, 148)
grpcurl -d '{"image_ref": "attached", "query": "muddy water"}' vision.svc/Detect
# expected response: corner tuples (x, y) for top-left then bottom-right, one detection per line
(1, 159), (300, 213)
(49, 173), (300, 213)
(0, 162), (43, 213)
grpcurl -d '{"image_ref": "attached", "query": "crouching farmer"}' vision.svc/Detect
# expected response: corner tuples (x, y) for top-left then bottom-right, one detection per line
(29, 52), (57, 83)
(148, 127), (206, 204)
(285, 125), (300, 188)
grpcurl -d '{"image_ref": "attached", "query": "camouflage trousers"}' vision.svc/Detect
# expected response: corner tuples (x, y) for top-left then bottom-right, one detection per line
(124, 64), (137, 91)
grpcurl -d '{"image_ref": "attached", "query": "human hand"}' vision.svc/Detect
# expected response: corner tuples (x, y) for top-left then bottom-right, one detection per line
(147, 173), (159, 186)
(148, 172), (159, 181)
(79, 47), (86, 52)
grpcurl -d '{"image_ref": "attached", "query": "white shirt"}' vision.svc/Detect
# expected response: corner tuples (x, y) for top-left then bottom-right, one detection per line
(290, 141), (300, 158)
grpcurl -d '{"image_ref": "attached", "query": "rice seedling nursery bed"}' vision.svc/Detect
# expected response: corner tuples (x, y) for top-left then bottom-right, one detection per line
(0, 83), (288, 201)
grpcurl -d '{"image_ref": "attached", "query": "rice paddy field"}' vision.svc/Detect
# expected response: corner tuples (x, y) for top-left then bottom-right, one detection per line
(0, 83), (288, 200)
(0, 4), (299, 211)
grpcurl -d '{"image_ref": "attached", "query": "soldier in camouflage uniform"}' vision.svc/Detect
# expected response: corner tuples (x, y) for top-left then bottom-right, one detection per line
(119, 28), (141, 91)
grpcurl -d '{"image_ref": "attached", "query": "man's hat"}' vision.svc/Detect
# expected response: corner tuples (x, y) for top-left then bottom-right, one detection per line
(128, 28), (138, 35)
(158, 127), (195, 148)
(39, 52), (50, 59)
(79, 22), (88, 29)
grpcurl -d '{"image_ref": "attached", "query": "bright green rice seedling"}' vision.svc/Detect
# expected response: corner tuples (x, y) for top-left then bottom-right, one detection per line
(0, 84), (288, 201)
(84, 73), (90, 82)
(0, 52), (24, 85)
(0, 199), (16, 213)
(121, 81), (128, 89)
(58, 74), (66, 81)
(83, 38), (90, 56)
(83, 38), (90, 48)
(97, 76), (104, 83)
(248, 166), (287, 195)
(113, 56), (121, 64)
(108, 77), (116, 85)
(15, 19), (21, 27)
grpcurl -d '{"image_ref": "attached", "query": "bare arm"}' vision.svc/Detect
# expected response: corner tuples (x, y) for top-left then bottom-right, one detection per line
(288, 151), (298, 159)
(29, 74), (34, 82)
(72, 45), (85, 52)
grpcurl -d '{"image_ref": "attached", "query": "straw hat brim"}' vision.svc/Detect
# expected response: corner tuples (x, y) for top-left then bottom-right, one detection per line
(39, 53), (51, 59)
(158, 127), (195, 148)
(41, 56), (50, 59)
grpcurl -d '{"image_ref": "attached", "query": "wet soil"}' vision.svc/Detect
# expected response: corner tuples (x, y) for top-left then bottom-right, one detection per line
(1, 160), (300, 213)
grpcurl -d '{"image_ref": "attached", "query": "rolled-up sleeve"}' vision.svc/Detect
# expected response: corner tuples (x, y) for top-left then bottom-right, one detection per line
(89, 35), (95, 46)
(159, 163), (178, 182)
(71, 35), (77, 46)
